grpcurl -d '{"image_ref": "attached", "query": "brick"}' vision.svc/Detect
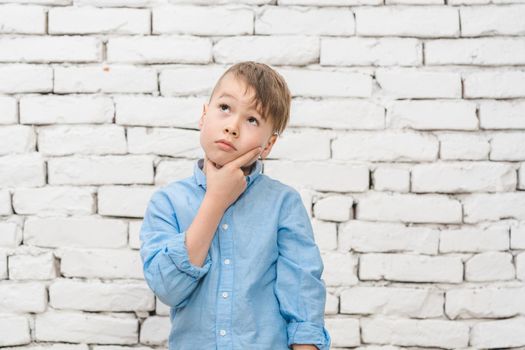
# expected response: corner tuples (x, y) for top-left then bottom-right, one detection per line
(313, 194), (353, 222)
(54, 65), (157, 94)
(518, 252), (525, 281)
(153, 5), (252, 35)
(0, 282), (47, 313)
(128, 219), (142, 249)
(463, 193), (525, 223)
(387, 100), (477, 130)
(355, 6), (459, 37)
(0, 316), (30, 346)
(0, 96), (17, 124)
(311, 219), (337, 251)
(264, 160), (369, 192)
(49, 7), (150, 34)
(325, 292), (338, 315)
(280, 0), (378, 3)
(520, 163), (525, 190)
(361, 317), (469, 348)
(339, 221), (439, 254)
(0, 36), (101, 63)
(20, 95), (114, 124)
(465, 252), (514, 281)
(214, 36), (319, 65)
(115, 96), (201, 127)
(38, 125), (126, 156)
(341, 286), (443, 317)
(59, 248), (142, 279)
(333, 131), (438, 162)
(372, 166), (410, 192)
(325, 318), (360, 348)
(0, 64), (52, 93)
(35, 310), (138, 344)
(49, 279), (154, 311)
(291, 98), (384, 129)
(412, 161), (516, 193)
(358, 192), (462, 223)
(446, 286), (525, 319)
(490, 132), (525, 161)
(107, 36), (211, 64)
(0, 190), (12, 216)
(280, 68), (373, 97)
(376, 68), (461, 98)
(471, 317), (525, 348)
(127, 127), (200, 157)
(256, 7), (354, 35)
(426, 38), (525, 65)
(322, 252), (359, 286)
(159, 65), (224, 96)
(511, 221), (525, 249)
(48, 155), (154, 185)
(0, 153), (45, 187)
(360, 253), (463, 283)
(464, 70), (525, 98)
(0, 221), (21, 247)
(0, 250), (6, 279)
(480, 100), (525, 129)
(461, 5), (525, 36)
(13, 186), (96, 215)
(321, 37), (421, 66)
(438, 132), (489, 160)
(0, 4), (46, 34)
(24, 216), (127, 249)
(97, 185), (157, 218)
(0, 125), (36, 154)
(155, 158), (195, 186)
(9, 251), (58, 280)
(267, 129), (332, 160)
(139, 316), (170, 345)
(440, 224), (509, 253)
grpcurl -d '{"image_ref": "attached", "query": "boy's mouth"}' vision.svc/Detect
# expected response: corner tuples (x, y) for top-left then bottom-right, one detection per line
(215, 139), (237, 151)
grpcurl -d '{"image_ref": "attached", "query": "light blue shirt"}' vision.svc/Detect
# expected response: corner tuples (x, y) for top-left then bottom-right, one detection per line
(140, 157), (331, 350)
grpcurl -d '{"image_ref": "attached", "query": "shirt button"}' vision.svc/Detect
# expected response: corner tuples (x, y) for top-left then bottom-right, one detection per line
(222, 292), (229, 298)
(222, 223), (228, 230)
(220, 329), (226, 336)
(224, 258), (230, 265)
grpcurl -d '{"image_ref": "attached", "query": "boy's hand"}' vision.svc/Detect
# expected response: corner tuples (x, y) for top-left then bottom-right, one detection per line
(203, 145), (262, 210)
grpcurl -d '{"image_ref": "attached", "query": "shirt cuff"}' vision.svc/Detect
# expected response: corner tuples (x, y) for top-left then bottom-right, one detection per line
(165, 230), (212, 280)
(287, 321), (331, 350)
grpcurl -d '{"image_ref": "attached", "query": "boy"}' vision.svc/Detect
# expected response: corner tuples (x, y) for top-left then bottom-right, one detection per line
(139, 61), (331, 350)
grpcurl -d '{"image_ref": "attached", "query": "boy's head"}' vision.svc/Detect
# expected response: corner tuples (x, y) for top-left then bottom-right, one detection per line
(198, 61), (291, 172)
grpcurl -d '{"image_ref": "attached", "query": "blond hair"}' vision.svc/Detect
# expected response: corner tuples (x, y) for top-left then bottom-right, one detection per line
(209, 61), (292, 137)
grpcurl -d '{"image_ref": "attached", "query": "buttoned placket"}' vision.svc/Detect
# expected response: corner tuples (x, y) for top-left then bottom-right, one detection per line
(216, 215), (233, 349)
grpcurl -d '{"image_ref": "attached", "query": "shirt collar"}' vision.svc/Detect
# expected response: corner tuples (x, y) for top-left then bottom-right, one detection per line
(193, 157), (263, 190)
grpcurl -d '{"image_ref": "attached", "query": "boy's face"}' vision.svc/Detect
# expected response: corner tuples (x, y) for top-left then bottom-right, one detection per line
(199, 73), (278, 170)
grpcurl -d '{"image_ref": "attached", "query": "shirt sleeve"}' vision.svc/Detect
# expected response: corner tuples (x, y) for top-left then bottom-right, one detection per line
(274, 190), (331, 350)
(139, 189), (212, 309)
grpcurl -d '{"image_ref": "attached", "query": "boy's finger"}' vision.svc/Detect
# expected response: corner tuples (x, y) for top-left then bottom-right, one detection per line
(227, 146), (262, 169)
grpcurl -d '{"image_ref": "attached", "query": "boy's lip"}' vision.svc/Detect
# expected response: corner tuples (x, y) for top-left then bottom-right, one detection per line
(215, 139), (237, 150)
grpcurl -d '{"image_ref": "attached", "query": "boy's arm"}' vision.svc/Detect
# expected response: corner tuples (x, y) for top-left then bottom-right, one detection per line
(140, 189), (220, 309)
(274, 190), (331, 350)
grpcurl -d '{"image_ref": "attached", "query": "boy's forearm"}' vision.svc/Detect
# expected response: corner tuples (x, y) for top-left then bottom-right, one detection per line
(185, 194), (226, 267)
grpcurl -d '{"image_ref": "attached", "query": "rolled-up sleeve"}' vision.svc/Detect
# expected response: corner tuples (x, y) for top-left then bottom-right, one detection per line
(140, 189), (212, 309)
(274, 190), (331, 350)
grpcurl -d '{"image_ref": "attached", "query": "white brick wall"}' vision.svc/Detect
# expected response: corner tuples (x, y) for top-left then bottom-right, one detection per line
(0, 0), (524, 348)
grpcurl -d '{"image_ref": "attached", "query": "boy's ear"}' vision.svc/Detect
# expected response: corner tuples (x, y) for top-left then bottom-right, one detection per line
(199, 103), (208, 129)
(260, 133), (278, 160)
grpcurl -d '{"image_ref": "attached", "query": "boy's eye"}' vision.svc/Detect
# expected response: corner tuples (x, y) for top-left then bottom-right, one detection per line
(219, 103), (230, 112)
(248, 116), (259, 126)
(219, 103), (259, 126)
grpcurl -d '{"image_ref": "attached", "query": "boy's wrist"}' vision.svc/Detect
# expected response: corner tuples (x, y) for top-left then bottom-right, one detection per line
(292, 344), (318, 350)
